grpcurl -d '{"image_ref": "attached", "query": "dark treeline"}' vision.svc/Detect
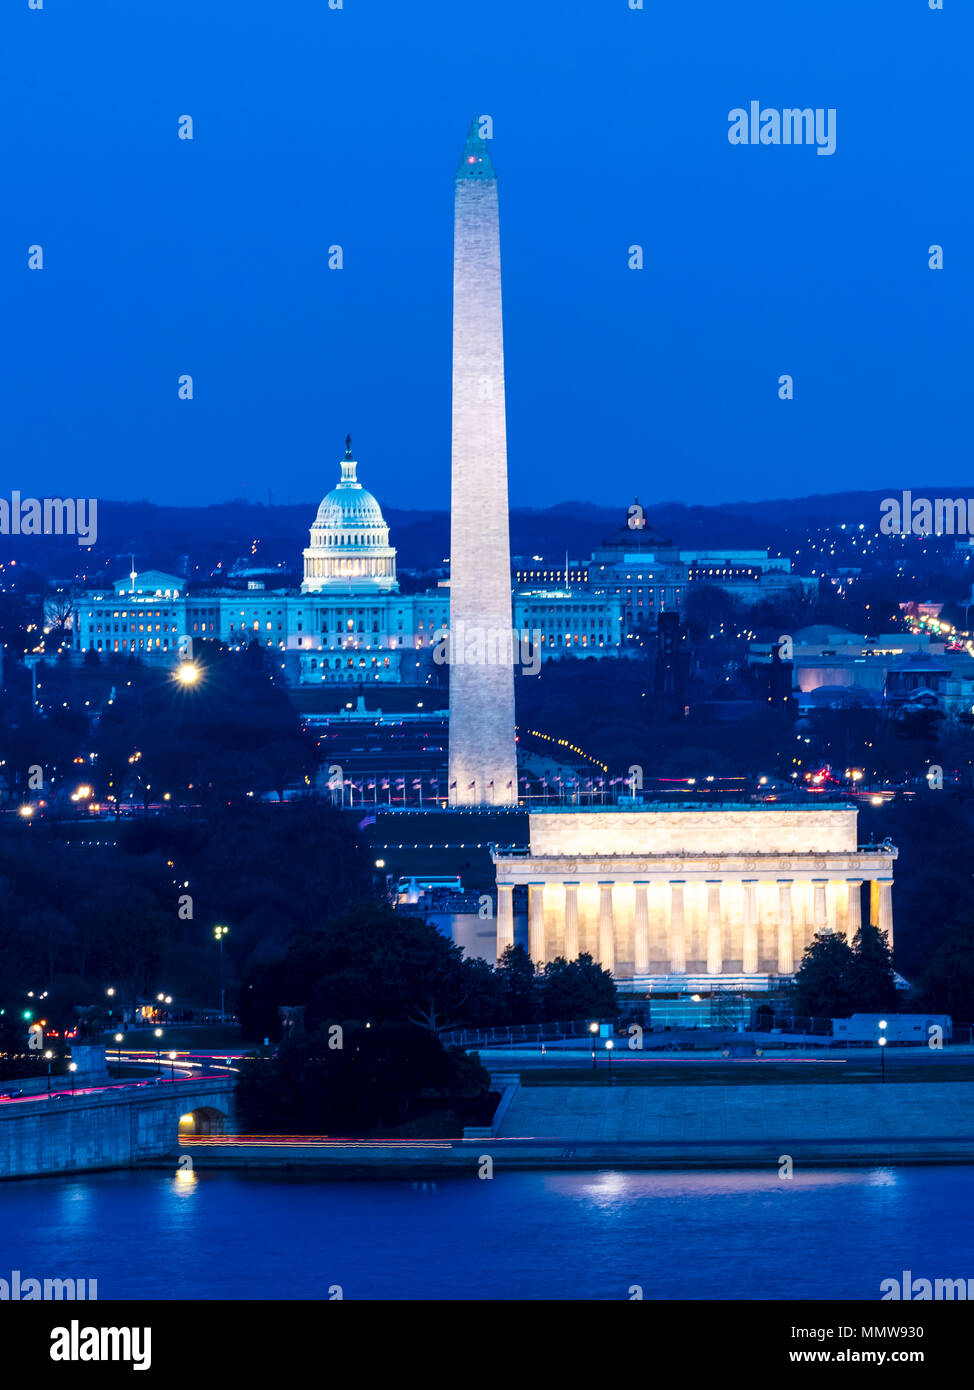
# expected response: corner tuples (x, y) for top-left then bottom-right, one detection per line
(237, 908), (616, 1133)
(0, 641), (318, 810)
(0, 802), (371, 1034)
(4, 485), (973, 584)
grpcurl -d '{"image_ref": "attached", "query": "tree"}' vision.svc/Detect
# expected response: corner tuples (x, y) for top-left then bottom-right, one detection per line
(790, 932), (855, 1018)
(847, 922), (897, 1012)
(541, 953), (617, 1022)
(792, 924), (899, 1018)
(236, 1022), (490, 1133)
(44, 587), (78, 650)
(240, 904), (472, 1039)
(495, 943), (538, 1024)
(87, 886), (169, 1007)
(919, 919), (974, 1019)
(22, 909), (73, 989)
(683, 584), (739, 640)
(893, 708), (944, 742)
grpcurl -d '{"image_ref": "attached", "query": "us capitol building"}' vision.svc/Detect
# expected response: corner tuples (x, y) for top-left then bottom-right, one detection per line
(68, 438), (626, 684)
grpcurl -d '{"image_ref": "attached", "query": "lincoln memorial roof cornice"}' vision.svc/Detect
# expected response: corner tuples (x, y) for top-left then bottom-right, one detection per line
(491, 851), (896, 875)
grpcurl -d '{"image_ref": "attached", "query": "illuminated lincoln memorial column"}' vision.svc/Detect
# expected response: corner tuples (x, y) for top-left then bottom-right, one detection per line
(742, 880), (759, 975)
(878, 879), (894, 946)
(706, 882), (723, 974)
(598, 882), (615, 973)
(813, 880), (828, 930)
(669, 880), (687, 973)
(846, 879), (862, 935)
(528, 883), (545, 961)
(777, 879), (794, 974)
(563, 882), (579, 959)
(633, 882), (651, 975)
(497, 883), (514, 953)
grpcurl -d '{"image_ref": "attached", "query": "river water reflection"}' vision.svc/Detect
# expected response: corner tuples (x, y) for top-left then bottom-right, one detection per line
(1, 1165), (971, 1300)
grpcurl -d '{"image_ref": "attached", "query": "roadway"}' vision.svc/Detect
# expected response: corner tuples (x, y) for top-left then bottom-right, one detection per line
(0, 1050), (240, 1106)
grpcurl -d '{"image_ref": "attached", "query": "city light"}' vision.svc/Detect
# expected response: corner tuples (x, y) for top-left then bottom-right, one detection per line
(175, 662), (201, 686)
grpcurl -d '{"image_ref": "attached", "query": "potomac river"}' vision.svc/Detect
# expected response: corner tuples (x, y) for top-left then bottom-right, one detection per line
(2, 1165), (973, 1300)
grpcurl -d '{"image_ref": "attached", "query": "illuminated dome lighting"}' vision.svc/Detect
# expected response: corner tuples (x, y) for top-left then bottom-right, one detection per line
(301, 436), (398, 594)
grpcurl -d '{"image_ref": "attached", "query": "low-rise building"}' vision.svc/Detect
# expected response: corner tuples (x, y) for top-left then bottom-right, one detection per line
(748, 624), (974, 721)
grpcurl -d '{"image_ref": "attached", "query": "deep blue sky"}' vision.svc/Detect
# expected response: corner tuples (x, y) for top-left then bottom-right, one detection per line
(3, 0), (969, 511)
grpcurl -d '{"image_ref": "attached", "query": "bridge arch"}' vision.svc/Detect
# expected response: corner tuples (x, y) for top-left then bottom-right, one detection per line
(178, 1105), (227, 1136)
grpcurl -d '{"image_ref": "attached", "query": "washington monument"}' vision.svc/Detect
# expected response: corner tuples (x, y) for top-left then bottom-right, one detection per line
(448, 118), (518, 806)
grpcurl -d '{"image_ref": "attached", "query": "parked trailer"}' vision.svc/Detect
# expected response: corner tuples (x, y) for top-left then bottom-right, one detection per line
(832, 1014), (952, 1044)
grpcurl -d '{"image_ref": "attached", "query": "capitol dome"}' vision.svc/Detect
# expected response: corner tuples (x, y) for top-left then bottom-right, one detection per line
(301, 437), (398, 594)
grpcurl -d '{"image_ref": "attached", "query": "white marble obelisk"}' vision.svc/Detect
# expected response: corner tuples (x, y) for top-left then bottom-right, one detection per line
(448, 117), (518, 807)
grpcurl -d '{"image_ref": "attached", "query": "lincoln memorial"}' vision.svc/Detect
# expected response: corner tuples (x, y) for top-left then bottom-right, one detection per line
(492, 804), (895, 986)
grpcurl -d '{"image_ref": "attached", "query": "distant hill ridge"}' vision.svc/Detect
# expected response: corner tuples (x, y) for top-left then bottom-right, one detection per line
(2, 486), (964, 583)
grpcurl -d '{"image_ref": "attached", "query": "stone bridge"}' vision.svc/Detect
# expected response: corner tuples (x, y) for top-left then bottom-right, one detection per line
(0, 1077), (237, 1180)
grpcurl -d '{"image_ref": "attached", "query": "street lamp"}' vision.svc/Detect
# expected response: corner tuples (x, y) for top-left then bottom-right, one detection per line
(606, 1038), (614, 1085)
(114, 1033), (123, 1076)
(168, 1051), (177, 1083)
(590, 1021), (599, 1070)
(174, 661), (201, 687)
(154, 1027), (163, 1075)
(879, 1019), (888, 1084)
(214, 925), (230, 1017)
(68, 1062), (77, 1095)
(44, 1049), (53, 1093)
